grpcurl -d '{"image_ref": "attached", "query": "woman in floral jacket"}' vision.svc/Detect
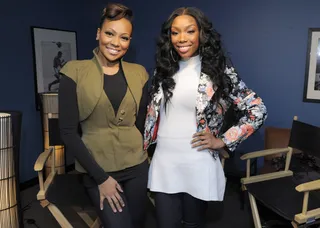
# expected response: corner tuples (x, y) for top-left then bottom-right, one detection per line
(144, 6), (267, 228)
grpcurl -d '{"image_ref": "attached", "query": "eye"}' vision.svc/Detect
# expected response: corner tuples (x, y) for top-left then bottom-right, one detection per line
(121, 36), (130, 41)
(105, 31), (113, 37)
(187, 30), (195, 34)
(171, 31), (178, 36)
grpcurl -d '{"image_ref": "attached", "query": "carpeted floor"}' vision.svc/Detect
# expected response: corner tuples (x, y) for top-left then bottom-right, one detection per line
(20, 177), (254, 228)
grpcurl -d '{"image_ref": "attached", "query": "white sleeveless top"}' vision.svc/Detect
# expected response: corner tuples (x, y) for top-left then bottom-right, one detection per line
(148, 55), (226, 201)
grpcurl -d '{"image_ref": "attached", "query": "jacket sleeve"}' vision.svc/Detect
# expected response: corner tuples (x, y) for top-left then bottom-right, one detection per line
(59, 64), (109, 185)
(220, 66), (267, 152)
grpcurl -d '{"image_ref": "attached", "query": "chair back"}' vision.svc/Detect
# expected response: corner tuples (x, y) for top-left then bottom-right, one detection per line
(48, 117), (63, 146)
(289, 119), (320, 158)
(264, 127), (291, 160)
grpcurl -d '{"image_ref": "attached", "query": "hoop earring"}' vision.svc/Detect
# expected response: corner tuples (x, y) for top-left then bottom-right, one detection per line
(170, 49), (178, 62)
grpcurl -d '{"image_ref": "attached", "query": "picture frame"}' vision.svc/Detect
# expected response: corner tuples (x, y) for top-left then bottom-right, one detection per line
(31, 26), (78, 110)
(303, 28), (320, 103)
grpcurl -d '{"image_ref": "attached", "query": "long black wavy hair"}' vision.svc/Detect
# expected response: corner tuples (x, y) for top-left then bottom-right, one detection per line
(151, 7), (232, 108)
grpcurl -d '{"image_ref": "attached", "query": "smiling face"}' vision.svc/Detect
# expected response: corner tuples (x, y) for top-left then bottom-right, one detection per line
(96, 17), (132, 63)
(170, 15), (200, 60)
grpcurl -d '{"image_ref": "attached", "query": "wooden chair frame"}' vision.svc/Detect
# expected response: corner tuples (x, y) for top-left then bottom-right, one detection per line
(34, 114), (101, 228)
(240, 116), (320, 228)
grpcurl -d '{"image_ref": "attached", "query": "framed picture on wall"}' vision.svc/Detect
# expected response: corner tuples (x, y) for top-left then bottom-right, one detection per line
(31, 26), (78, 110)
(303, 28), (320, 103)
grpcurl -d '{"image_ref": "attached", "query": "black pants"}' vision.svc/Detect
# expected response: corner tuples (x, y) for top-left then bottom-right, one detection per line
(83, 160), (149, 228)
(155, 192), (208, 228)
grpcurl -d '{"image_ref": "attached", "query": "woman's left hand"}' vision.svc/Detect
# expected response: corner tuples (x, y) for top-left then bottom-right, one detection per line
(191, 132), (225, 151)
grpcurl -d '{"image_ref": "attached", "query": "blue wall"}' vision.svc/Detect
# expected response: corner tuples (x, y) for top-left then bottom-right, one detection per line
(0, 0), (109, 182)
(124, 0), (320, 154)
(1, 0), (320, 182)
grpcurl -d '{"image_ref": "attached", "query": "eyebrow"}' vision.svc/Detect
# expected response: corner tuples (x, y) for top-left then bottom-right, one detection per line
(171, 24), (197, 30)
(104, 28), (130, 36)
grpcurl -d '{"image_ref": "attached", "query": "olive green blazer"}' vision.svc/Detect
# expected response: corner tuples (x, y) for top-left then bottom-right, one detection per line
(60, 48), (149, 173)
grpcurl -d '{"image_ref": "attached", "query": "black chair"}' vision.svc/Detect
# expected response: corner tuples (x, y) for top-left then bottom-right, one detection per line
(34, 113), (101, 228)
(240, 116), (320, 228)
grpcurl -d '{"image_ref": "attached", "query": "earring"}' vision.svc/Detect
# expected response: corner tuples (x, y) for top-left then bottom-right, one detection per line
(170, 49), (178, 62)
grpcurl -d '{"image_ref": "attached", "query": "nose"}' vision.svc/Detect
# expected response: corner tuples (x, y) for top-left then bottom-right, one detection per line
(111, 36), (120, 47)
(178, 33), (187, 43)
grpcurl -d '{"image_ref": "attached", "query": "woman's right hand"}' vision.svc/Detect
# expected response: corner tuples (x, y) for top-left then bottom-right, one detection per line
(98, 176), (125, 213)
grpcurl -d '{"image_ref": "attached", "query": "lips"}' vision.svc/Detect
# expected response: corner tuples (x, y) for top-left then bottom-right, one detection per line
(177, 45), (191, 54)
(107, 47), (120, 55)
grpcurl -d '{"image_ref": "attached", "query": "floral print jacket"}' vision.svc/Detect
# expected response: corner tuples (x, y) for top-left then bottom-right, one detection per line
(143, 66), (267, 157)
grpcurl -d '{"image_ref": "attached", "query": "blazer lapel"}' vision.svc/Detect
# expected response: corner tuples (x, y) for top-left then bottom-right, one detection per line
(195, 72), (215, 132)
(196, 72), (215, 113)
(121, 61), (141, 113)
(77, 49), (104, 121)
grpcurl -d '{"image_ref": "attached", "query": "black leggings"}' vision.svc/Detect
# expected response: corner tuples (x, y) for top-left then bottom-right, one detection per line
(155, 192), (208, 228)
(83, 160), (149, 228)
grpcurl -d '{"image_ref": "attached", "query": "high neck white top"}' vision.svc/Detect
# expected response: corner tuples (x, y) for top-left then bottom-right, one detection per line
(157, 55), (201, 138)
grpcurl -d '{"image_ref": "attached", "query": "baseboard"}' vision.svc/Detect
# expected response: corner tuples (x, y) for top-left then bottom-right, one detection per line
(20, 163), (75, 191)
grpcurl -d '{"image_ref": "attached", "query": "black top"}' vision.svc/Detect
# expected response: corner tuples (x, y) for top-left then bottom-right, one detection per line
(104, 68), (127, 116)
(58, 68), (149, 185)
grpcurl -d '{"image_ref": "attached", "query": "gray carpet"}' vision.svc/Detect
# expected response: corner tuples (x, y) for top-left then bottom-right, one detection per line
(20, 179), (253, 228)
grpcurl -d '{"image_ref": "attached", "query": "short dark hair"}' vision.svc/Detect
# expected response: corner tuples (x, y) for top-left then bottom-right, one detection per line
(99, 3), (133, 28)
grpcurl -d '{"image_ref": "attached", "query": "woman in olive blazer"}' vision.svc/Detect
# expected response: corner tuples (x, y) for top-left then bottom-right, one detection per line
(59, 3), (149, 228)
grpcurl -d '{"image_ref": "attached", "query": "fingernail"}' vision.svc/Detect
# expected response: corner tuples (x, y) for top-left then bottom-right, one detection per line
(100, 207), (103, 210)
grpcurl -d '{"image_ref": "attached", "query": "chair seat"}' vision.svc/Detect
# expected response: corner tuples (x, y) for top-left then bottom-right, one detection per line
(246, 175), (320, 221)
(46, 174), (93, 207)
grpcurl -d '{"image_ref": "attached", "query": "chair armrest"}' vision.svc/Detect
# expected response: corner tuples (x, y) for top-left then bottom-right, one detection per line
(37, 170), (57, 200)
(241, 170), (293, 185)
(240, 147), (293, 185)
(34, 147), (53, 171)
(34, 147), (56, 200)
(240, 147), (290, 160)
(296, 180), (320, 193)
(294, 179), (320, 224)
